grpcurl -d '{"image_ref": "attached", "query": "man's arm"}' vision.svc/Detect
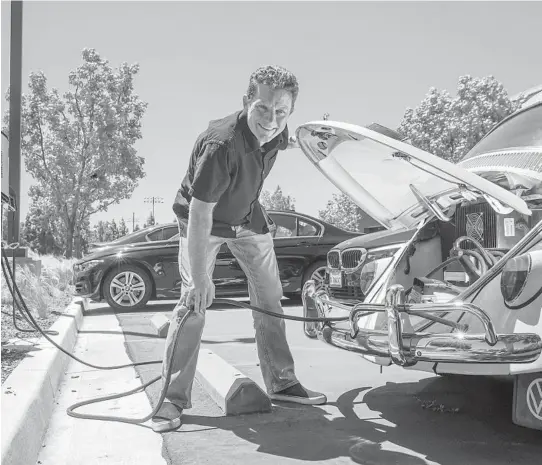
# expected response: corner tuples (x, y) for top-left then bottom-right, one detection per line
(185, 142), (230, 312)
(187, 198), (215, 311)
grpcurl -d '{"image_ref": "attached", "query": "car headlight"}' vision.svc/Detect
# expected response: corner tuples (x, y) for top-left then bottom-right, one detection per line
(500, 250), (542, 309)
(359, 248), (398, 295)
(74, 260), (105, 273)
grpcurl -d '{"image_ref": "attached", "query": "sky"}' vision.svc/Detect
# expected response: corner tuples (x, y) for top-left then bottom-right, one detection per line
(2, 0), (542, 229)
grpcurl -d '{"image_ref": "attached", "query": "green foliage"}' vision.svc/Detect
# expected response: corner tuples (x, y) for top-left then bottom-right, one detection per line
(260, 185), (295, 211)
(319, 193), (382, 233)
(399, 75), (526, 163)
(118, 217), (129, 236)
(109, 218), (119, 239)
(88, 218), (129, 244)
(143, 212), (155, 228)
(20, 184), (92, 255)
(3, 48), (148, 258)
(0, 254), (75, 319)
(318, 193), (363, 232)
(96, 221), (106, 242)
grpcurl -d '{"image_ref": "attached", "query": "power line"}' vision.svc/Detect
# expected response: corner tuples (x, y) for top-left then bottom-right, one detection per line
(143, 197), (163, 224)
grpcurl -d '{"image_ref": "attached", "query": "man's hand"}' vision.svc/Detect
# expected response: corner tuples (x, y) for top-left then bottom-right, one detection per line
(187, 274), (215, 314)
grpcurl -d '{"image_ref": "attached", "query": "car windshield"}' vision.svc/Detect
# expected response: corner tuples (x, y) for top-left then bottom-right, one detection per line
(462, 103), (542, 160)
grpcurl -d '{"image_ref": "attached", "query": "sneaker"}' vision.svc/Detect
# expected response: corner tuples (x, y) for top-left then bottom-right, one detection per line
(269, 383), (327, 405)
(150, 401), (183, 433)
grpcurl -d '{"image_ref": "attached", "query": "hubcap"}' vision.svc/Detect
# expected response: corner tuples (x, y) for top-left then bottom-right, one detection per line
(310, 266), (327, 291)
(109, 271), (146, 307)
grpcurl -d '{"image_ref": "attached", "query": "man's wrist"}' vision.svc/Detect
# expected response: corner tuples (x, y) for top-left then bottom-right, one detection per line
(191, 272), (209, 287)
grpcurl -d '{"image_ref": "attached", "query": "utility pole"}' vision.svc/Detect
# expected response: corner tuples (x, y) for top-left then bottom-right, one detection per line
(125, 212), (139, 232)
(144, 196), (163, 225)
(7, 1), (23, 244)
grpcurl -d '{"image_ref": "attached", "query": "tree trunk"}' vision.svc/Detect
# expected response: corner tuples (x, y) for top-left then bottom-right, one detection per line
(65, 222), (75, 258)
(74, 222), (82, 259)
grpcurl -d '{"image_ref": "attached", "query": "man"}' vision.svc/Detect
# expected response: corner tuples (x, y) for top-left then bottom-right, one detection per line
(151, 65), (326, 433)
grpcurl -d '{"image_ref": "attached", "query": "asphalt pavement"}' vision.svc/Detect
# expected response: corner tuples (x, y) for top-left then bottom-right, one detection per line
(111, 298), (542, 465)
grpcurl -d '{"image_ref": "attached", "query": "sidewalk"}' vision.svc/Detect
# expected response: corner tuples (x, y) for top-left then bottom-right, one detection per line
(36, 311), (166, 465)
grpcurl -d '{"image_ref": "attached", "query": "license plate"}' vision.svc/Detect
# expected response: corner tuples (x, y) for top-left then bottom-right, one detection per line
(329, 270), (343, 288)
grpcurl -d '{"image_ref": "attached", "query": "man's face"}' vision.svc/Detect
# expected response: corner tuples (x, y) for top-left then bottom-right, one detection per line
(243, 83), (294, 145)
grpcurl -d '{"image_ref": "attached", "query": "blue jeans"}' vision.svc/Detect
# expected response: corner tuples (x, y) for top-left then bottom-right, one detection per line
(161, 225), (299, 409)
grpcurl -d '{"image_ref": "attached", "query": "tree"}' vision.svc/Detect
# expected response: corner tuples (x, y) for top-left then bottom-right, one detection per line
(93, 220), (107, 242)
(399, 75), (527, 163)
(143, 212), (155, 227)
(20, 210), (41, 252)
(21, 185), (68, 254)
(118, 217), (129, 237)
(109, 218), (119, 240)
(102, 220), (114, 242)
(3, 48), (148, 258)
(319, 193), (383, 233)
(260, 185), (295, 211)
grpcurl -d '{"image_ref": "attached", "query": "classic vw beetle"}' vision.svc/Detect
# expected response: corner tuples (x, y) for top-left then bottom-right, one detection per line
(298, 101), (542, 430)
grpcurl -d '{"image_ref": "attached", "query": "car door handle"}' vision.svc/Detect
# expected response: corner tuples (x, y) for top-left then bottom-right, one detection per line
(296, 241), (310, 246)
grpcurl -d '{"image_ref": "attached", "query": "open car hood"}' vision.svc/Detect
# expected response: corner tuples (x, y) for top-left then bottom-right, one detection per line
(296, 121), (531, 231)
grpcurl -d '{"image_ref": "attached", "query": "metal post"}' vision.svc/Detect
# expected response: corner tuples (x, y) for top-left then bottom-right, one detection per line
(144, 196), (163, 225)
(7, 1), (23, 244)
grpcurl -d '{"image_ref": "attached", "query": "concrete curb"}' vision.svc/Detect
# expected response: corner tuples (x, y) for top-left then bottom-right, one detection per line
(150, 312), (271, 415)
(1, 297), (89, 465)
(195, 348), (272, 415)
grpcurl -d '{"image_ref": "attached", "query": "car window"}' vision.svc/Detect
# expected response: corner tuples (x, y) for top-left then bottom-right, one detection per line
(272, 214), (297, 237)
(162, 226), (179, 240)
(270, 214), (321, 238)
(169, 233), (180, 242)
(146, 226), (178, 242)
(298, 219), (318, 237)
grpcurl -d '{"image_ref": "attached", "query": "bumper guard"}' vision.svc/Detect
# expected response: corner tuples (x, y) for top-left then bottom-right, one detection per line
(301, 281), (542, 366)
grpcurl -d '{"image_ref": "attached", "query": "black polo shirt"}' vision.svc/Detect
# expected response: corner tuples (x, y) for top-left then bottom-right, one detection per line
(173, 110), (289, 238)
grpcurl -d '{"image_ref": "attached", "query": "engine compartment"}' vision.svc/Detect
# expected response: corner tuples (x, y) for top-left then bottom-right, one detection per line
(326, 199), (542, 305)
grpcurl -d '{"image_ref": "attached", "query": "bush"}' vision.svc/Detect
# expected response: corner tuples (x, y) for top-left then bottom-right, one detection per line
(1, 253), (76, 319)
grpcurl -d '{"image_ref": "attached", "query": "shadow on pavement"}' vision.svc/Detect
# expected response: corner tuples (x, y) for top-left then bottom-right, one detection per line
(114, 302), (541, 464)
(78, 329), (164, 339)
(83, 297), (302, 317)
(174, 377), (541, 465)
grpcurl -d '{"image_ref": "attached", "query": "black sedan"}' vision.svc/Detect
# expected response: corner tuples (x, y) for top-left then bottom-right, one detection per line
(73, 210), (361, 310)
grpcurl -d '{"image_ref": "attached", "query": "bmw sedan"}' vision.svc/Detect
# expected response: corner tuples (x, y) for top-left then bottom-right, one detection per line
(73, 210), (360, 310)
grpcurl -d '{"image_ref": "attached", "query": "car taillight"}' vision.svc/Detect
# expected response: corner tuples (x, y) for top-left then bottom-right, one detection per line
(500, 250), (542, 309)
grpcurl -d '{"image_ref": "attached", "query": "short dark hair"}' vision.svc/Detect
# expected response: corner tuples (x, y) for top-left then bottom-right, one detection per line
(246, 65), (299, 110)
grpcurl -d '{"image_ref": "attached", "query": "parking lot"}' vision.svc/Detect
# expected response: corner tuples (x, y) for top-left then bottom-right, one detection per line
(101, 299), (542, 465)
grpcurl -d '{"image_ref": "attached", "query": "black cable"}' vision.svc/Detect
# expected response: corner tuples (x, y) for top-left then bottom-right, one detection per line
(2, 256), (56, 334)
(1, 246), (347, 427)
(8, 250), (35, 332)
(213, 298), (349, 322)
(1, 250), (162, 370)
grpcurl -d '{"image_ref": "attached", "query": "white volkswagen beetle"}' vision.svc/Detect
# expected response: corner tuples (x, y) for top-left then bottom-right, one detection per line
(298, 101), (542, 430)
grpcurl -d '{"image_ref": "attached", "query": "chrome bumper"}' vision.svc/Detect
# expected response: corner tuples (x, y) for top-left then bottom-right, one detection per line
(301, 281), (542, 366)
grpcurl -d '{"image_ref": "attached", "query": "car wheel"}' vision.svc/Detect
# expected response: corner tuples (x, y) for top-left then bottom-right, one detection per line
(303, 260), (327, 293)
(103, 264), (153, 310)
